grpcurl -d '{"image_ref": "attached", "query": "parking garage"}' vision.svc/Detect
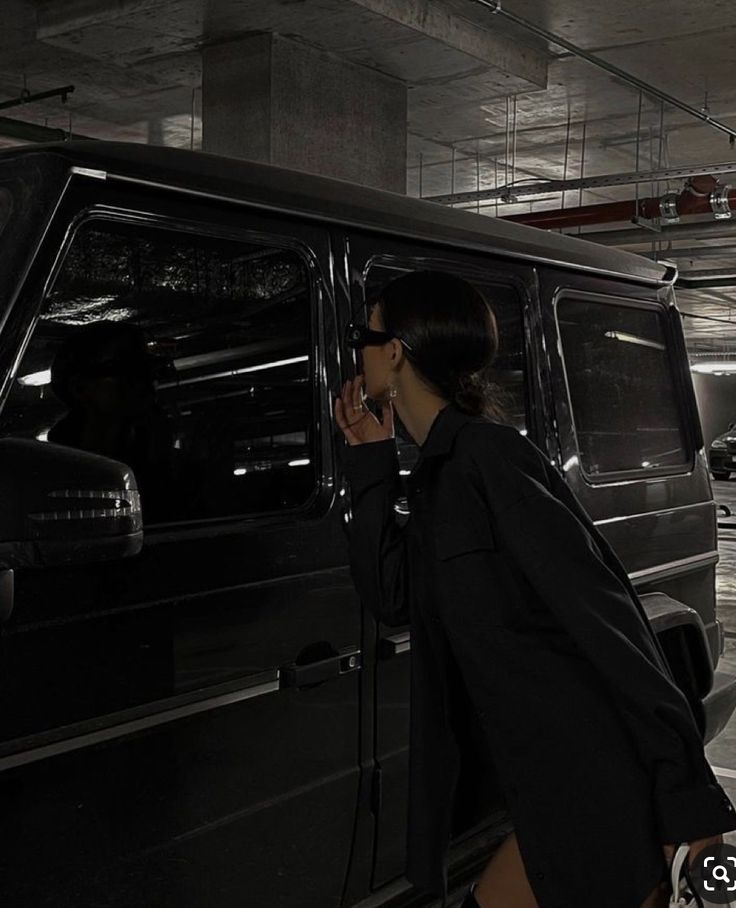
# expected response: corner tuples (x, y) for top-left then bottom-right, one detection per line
(1, 2), (736, 907)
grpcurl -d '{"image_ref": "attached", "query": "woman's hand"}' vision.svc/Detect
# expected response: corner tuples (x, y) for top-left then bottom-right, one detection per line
(335, 375), (395, 446)
(662, 833), (723, 875)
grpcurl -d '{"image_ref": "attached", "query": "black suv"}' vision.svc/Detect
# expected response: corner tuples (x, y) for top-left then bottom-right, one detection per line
(0, 141), (734, 908)
(709, 422), (736, 479)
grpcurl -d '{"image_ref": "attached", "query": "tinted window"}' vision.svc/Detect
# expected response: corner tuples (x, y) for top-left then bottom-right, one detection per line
(556, 296), (689, 476)
(0, 219), (317, 523)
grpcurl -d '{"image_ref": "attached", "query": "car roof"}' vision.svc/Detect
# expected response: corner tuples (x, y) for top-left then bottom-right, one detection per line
(0, 140), (672, 286)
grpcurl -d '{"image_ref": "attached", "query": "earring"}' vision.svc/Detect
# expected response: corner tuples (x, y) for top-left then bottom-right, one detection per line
(388, 383), (398, 399)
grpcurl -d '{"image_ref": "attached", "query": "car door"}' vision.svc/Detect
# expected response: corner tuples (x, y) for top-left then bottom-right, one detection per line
(0, 170), (361, 908)
(336, 229), (544, 891)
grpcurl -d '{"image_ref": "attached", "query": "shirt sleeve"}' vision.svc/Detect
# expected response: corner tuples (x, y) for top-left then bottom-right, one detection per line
(462, 422), (736, 844)
(341, 437), (411, 628)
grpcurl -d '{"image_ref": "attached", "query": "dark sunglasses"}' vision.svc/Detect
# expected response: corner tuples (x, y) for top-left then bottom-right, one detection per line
(344, 322), (415, 354)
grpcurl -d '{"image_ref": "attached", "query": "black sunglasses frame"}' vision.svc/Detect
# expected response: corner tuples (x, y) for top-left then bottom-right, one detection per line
(344, 322), (414, 353)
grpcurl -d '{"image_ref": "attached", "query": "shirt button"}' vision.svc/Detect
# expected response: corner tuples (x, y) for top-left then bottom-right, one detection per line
(535, 871), (545, 880)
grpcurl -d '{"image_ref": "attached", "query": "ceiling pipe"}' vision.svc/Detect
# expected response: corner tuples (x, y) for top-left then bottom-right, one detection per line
(0, 84), (75, 112)
(676, 268), (736, 290)
(470, 0), (736, 145)
(427, 161), (736, 205)
(501, 175), (735, 230)
(0, 115), (94, 143)
(574, 219), (736, 246)
(641, 245), (736, 260)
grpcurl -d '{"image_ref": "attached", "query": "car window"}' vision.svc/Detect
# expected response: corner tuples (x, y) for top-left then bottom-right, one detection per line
(0, 217), (317, 524)
(556, 294), (689, 476)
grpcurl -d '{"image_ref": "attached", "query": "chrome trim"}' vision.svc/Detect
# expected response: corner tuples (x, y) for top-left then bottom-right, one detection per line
(0, 670), (280, 772)
(593, 499), (715, 525)
(629, 551), (719, 585)
(70, 166), (107, 181)
(383, 632), (411, 655)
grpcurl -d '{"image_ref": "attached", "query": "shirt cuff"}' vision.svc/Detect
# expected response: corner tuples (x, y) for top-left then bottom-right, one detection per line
(654, 781), (736, 843)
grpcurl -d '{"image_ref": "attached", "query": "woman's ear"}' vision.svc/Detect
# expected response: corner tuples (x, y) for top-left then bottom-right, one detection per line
(389, 338), (406, 366)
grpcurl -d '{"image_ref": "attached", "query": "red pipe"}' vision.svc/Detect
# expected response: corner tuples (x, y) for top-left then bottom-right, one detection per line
(502, 175), (736, 229)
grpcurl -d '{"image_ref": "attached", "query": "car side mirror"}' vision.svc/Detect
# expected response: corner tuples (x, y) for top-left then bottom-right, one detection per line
(0, 437), (142, 572)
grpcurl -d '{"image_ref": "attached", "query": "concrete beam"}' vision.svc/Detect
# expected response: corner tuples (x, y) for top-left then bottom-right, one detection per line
(345, 0), (547, 87)
(202, 33), (407, 193)
(36, 0), (162, 38)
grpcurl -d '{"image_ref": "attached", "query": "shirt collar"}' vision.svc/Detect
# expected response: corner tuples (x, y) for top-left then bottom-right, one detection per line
(416, 400), (477, 460)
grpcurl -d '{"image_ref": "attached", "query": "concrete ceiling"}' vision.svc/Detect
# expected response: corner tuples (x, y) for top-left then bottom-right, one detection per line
(2, 0), (736, 350)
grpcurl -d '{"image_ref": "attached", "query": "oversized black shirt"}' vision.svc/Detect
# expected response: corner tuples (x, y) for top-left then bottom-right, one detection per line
(341, 401), (736, 908)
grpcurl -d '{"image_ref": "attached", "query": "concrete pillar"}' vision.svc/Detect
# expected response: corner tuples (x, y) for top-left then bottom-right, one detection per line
(201, 32), (407, 193)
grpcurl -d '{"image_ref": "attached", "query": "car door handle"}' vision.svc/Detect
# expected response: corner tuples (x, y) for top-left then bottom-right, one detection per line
(379, 631), (411, 659)
(279, 644), (362, 688)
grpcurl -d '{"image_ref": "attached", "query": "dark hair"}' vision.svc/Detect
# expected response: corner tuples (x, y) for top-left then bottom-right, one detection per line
(371, 270), (512, 422)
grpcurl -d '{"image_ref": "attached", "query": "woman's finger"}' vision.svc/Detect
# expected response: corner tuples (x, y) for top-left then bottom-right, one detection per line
(341, 380), (356, 426)
(351, 375), (364, 415)
(335, 396), (358, 445)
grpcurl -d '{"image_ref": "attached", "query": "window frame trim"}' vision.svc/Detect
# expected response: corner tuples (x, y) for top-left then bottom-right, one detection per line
(553, 287), (695, 484)
(1, 204), (327, 535)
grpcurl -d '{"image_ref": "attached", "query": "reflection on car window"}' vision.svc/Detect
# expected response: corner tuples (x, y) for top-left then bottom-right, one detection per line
(557, 296), (689, 475)
(0, 219), (317, 524)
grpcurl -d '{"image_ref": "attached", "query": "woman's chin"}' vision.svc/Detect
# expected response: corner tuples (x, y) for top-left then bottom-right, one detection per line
(368, 389), (389, 404)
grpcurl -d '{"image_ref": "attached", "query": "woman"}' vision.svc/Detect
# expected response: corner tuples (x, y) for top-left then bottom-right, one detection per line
(334, 270), (736, 908)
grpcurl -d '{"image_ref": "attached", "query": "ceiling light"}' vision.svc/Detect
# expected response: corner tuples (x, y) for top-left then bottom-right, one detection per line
(604, 330), (665, 350)
(18, 369), (52, 387)
(690, 362), (736, 373)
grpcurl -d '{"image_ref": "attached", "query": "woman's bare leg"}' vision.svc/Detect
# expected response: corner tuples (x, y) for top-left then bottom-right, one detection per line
(637, 879), (669, 908)
(472, 830), (668, 908)
(472, 831), (539, 908)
